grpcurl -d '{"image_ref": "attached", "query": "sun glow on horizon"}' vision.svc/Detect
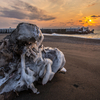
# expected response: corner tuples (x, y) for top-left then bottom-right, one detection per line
(79, 16), (96, 27)
(89, 19), (92, 22)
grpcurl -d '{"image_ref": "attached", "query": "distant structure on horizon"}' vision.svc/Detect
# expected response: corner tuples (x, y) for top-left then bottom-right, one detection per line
(41, 26), (94, 34)
(0, 26), (94, 34)
(0, 27), (15, 33)
(65, 27), (94, 34)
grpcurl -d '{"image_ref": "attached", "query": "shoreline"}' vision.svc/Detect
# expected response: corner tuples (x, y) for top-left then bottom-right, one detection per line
(0, 34), (100, 45)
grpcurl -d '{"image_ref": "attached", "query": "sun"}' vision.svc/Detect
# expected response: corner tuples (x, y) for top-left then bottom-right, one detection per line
(81, 17), (95, 26)
(89, 19), (92, 22)
(85, 17), (92, 23)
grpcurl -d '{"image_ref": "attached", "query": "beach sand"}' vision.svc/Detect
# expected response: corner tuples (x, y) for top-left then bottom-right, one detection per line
(0, 34), (100, 100)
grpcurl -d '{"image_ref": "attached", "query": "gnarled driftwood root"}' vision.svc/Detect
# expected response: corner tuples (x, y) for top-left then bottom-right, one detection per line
(0, 23), (66, 95)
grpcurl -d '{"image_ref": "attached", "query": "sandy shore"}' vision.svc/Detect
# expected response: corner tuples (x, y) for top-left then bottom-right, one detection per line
(0, 34), (100, 100)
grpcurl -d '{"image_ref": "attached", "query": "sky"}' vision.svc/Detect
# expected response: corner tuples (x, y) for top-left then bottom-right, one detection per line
(0, 0), (100, 30)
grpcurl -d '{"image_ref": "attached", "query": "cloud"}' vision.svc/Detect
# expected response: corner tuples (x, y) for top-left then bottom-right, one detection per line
(29, 14), (56, 21)
(91, 15), (100, 18)
(79, 20), (82, 22)
(0, 0), (56, 21)
(0, 7), (27, 19)
(66, 21), (74, 25)
(20, 1), (56, 20)
(85, 0), (98, 7)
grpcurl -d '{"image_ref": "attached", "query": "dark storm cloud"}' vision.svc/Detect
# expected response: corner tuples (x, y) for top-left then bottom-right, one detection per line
(0, 0), (56, 21)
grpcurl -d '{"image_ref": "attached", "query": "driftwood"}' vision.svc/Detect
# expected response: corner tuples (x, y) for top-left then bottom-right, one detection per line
(0, 23), (66, 95)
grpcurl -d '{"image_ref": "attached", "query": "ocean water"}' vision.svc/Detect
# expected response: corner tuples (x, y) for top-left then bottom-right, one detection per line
(43, 30), (100, 40)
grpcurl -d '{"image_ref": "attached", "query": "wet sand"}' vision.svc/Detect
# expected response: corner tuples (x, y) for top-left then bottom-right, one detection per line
(0, 34), (100, 100)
